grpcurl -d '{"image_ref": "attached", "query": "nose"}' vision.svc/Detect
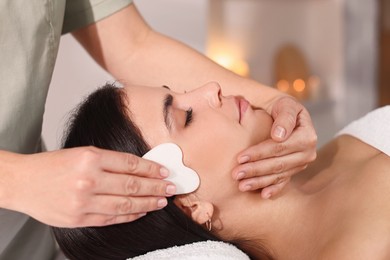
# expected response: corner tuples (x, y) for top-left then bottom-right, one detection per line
(198, 82), (222, 108)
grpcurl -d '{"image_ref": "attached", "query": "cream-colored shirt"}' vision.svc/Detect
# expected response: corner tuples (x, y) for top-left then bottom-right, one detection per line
(0, 0), (132, 259)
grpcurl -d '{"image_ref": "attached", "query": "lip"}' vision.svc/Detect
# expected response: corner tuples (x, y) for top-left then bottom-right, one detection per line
(235, 97), (250, 123)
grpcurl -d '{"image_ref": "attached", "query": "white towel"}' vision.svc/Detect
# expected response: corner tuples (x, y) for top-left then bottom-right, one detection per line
(337, 106), (390, 156)
(128, 241), (250, 260)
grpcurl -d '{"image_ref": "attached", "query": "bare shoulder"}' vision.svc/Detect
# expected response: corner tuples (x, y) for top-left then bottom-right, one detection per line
(294, 135), (389, 190)
(319, 233), (390, 260)
(328, 135), (384, 161)
(362, 152), (390, 202)
(318, 136), (390, 259)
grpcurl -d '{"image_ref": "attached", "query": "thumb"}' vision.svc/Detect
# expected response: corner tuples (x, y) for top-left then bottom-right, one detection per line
(270, 97), (301, 142)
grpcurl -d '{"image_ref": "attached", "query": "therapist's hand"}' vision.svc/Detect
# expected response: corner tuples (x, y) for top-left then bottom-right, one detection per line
(232, 96), (317, 198)
(7, 147), (175, 227)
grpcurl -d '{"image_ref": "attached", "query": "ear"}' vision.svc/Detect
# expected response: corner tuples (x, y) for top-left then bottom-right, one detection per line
(174, 194), (214, 225)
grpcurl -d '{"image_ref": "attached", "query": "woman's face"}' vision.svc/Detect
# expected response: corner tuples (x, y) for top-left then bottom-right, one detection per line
(123, 82), (273, 201)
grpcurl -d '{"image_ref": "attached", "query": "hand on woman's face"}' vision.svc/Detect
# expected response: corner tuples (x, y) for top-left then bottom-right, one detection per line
(124, 82), (273, 197)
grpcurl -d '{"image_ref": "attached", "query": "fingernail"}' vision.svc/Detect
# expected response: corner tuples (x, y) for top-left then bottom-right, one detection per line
(236, 171), (246, 180)
(263, 192), (272, 199)
(166, 184), (176, 195)
(238, 155), (250, 164)
(274, 126), (286, 139)
(157, 198), (168, 209)
(138, 213), (147, 218)
(160, 167), (170, 178)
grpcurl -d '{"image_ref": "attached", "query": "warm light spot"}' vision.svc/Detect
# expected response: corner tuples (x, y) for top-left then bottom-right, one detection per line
(293, 79), (306, 92)
(276, 79), (289, 92)
(210, 54), (250, 77)
(213, 55), (234, 69)
(232, 59), (250, 77)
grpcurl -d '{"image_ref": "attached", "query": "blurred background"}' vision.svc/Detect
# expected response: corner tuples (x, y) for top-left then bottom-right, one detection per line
(43, 0), (390, 150)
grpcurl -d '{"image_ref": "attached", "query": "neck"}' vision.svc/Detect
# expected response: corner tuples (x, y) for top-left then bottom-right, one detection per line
(215, 181), (322, 259)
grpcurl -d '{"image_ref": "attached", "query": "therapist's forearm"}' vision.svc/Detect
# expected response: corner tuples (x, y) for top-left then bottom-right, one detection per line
(72, 3), (287, 111)
(113, 30), (286, 111)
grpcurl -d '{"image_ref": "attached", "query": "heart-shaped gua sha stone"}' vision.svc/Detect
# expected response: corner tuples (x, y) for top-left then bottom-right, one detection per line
(142, 143), (200, 195)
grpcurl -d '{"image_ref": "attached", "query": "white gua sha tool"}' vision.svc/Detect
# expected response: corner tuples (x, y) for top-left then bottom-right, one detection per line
(142, 143), (200, 195)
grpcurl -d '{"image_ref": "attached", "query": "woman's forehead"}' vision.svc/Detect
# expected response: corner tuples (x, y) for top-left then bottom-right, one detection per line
(124, 85), (168, 110)
(123, 85), (172, 145)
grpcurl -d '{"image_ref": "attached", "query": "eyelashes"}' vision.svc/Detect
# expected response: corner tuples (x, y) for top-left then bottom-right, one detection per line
(185, 108), (193, 127)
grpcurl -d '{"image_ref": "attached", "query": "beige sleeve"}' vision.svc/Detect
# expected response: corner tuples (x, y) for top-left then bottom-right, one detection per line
(62, 0), (132, 34)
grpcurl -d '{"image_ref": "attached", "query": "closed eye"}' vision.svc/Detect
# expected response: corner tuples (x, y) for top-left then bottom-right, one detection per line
(185, 108), (193, 127)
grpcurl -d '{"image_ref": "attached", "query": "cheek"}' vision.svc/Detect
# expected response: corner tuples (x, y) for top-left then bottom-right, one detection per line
(179, 122), (244, 170)
(176, 124), (245, 198)
(184, 143), (238, 205)
(141, 125), (171, 147)
(247, 111), (273, 143)
(131, 113), (171, 147)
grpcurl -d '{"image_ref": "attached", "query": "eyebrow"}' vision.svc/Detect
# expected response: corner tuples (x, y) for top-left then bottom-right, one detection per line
(163, 94), (173, 131)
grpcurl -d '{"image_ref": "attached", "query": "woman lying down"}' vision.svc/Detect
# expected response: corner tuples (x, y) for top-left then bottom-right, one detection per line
(52, 82), (390, 260)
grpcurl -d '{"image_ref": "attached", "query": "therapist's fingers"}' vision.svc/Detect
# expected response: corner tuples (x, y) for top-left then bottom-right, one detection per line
(237, 110), (316, 164)
(235, 106), (317, 183)
(237, 164), (305, 194)
(15, 147), (174, 228)
(260, 177), (290, 199)
(235, 163), (306, 193)
(237, 170), (289, 192)
(97, 148), (169, 179)
(236, 138), (306, 164)
(233, 149), (308, 181)
(95, 174), (176, 197)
